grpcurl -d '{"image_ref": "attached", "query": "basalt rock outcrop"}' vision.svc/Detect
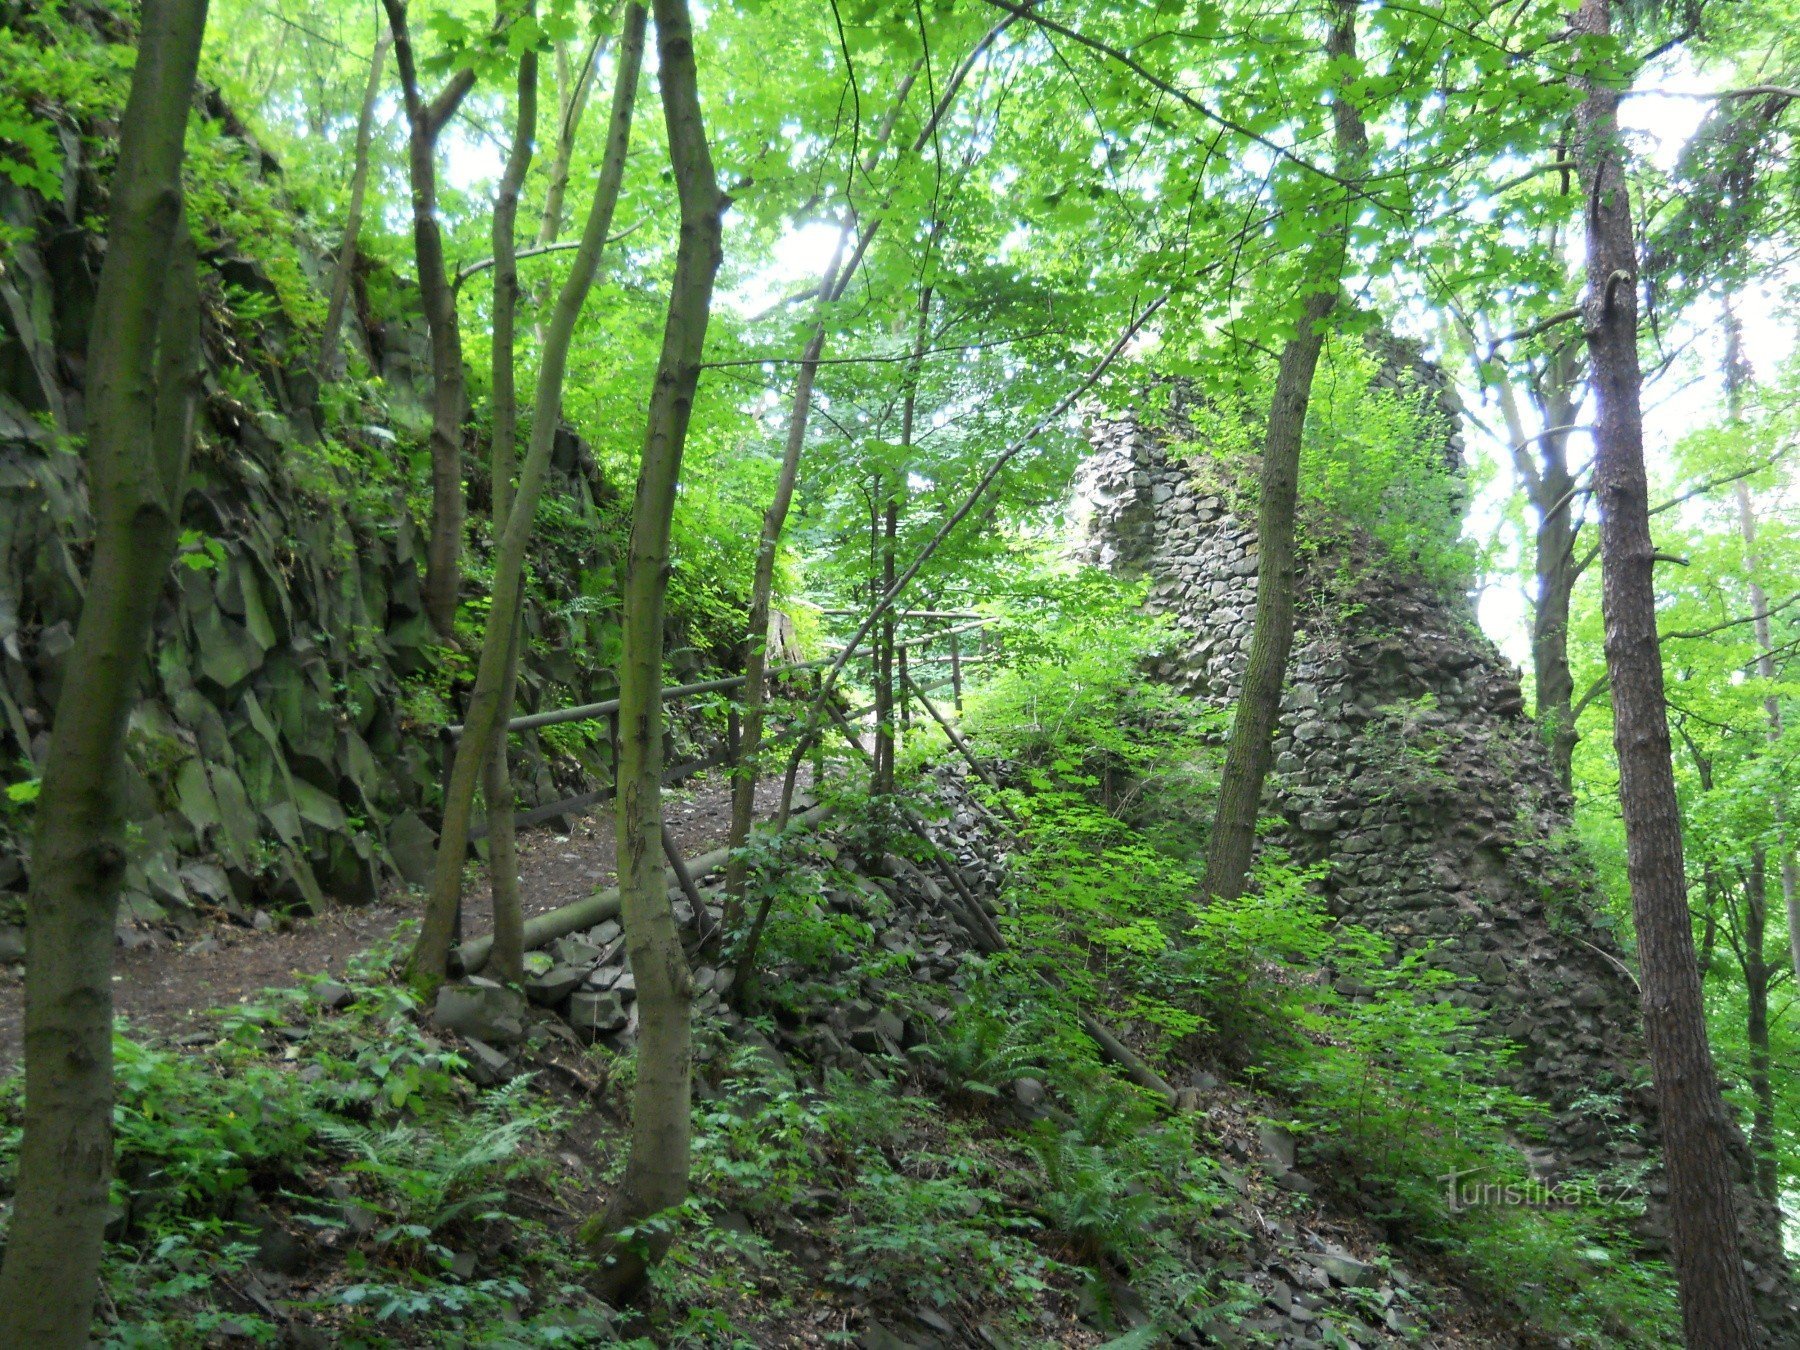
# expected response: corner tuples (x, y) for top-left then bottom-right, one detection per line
(0, 16), (725, 934)
(1076, 371), (1800, 1330)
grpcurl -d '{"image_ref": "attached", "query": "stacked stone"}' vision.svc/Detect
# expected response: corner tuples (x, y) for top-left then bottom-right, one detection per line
(1076, 388), (1800, 1329)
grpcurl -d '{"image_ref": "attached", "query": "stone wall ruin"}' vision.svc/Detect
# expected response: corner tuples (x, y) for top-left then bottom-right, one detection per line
(1075, 369), (1799, 1328)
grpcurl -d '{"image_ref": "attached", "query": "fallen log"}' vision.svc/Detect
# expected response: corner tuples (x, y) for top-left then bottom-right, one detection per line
(453, 803), (832, 974)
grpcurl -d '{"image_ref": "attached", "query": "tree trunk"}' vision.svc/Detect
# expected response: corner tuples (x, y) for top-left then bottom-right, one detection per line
(717, 55), (935, 939)
(871, 290), (932, 797)
(382, 0), (481, 640)
(874, 516), (899, 788)
(481, 16), (538, 986)
(1724, 306), (1800, 994)
(590, 0), (726, 1300)
(1196, 287), (1334, 904)
(1197, 0), (1362, 905)
(407, 5), (646, 990)
(0, 2), (208, 1341)
(1573, 0), (1759, 1338)
(316, 23), (391, 381)
(1743, 857), (1779, 1207)
(719, 230), (849, 938)
(771, 299), (1166, 798)
(531, 15), (609, 334)
(1525, 353), (1583, 791)
(1456, 312), (1586, 791)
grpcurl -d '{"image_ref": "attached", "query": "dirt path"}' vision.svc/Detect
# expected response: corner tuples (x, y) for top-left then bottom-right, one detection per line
(0, 769), (805, 1072)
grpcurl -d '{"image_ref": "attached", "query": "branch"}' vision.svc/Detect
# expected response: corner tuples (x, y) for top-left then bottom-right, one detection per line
(1572, 446), (1796, 580)
(1650, 448), (1794, 519)
(1485, 306), (1583, 359)
(1661, 592), (1800, 643)
(1622, 84), (1800, 102)
(453, 224), (644, 287)
(702, 325), (1070, 369)
(1570, 596), (1800, 734)
(1572, 672), (1609, 722)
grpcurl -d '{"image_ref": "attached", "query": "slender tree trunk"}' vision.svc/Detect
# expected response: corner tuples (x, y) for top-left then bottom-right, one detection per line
(1573, 0), (1759, 1338)
(1198, 0), (1362, 905)
(382, 0), (481, 640)
(717, 52), (947, 936)
(531, 14), (610, 334)
(408, 6), (646, 990)
(0, 2), (208, 1340)
(875, 286), (932, 796)
(481, 17), (538, 985)
(1698, 867), (1720, 981)
(718, 230), (849, 938)
(1742, 858), (1779, 1207)
(316, 21), (391, 381)
(1456, 313), (1586, 790)
(590, 0), (726, 1300)
(1526, 357), (1583, 790)
(1687, 737), (1722, 986)
(1196, 288), (1334, 903)
(771, 299), (1166, 800)
(874, 493), (899, 792)
(1724, 307), (1800, 993)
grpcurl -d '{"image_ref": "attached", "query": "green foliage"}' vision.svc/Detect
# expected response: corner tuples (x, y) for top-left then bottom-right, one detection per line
(964, 583), (1220, 852)
(915, 1003), (1045, 1102)
(0, 961), (583, 1346)
(959, 600), (1682, 1345)
(1301, 339), (1473, 592)
(0, 5), (133, 198)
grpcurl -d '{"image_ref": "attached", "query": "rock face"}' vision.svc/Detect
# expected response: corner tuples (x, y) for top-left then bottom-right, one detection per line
(0, 49), (728, 930)
(1076, 379), (1799, 1327)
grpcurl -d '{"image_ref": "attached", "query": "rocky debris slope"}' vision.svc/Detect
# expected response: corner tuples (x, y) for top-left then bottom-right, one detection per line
(419, 777), (1516, 1348)
(1074, 385), (1798, 1329)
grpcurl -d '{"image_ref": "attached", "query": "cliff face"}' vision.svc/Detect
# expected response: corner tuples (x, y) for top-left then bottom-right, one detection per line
(1077, 373), (1800, 1326)
(0, 35), (691, 932)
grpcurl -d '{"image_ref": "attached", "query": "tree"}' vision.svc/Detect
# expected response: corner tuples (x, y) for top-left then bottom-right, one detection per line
(1572, 0), (1759, 1336)
(0, 0), (210, 1340)
(316, 13), (391, 382)
(380, 0), (485, 640)
(590, 0), (726, 1296)
(1451, 278), (1591, 793)
(479, 3), (539, 985)
(408, 4), (648, 990)
(1198, 0), (1364, 906)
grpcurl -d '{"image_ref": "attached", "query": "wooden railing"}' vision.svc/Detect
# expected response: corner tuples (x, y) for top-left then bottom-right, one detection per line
(448, 613), (995, 840)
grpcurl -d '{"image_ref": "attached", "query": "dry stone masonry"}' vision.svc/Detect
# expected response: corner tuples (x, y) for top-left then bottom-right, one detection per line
(1075, 374), (1800, 1329)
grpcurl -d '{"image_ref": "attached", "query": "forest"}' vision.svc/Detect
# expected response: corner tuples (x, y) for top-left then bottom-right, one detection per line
(0, 0), (1797, 1343)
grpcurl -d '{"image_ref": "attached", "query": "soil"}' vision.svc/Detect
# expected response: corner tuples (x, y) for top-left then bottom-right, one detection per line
(0, 768), (805, 1071)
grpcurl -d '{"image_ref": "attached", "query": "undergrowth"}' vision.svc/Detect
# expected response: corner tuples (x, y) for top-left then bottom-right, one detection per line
(956, 600), (1681, 1347)
(0, 943), (613, 1348)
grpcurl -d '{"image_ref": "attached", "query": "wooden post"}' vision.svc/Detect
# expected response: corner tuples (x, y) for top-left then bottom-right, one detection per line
(809, 669), (825, 783)
(898, 642), (911, 737)
(607, 706), (621, 829)
(949, 630), (963, 712)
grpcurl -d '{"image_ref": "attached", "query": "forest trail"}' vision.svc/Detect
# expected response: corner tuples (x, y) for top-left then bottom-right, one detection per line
(0, 769), (798, 1071)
